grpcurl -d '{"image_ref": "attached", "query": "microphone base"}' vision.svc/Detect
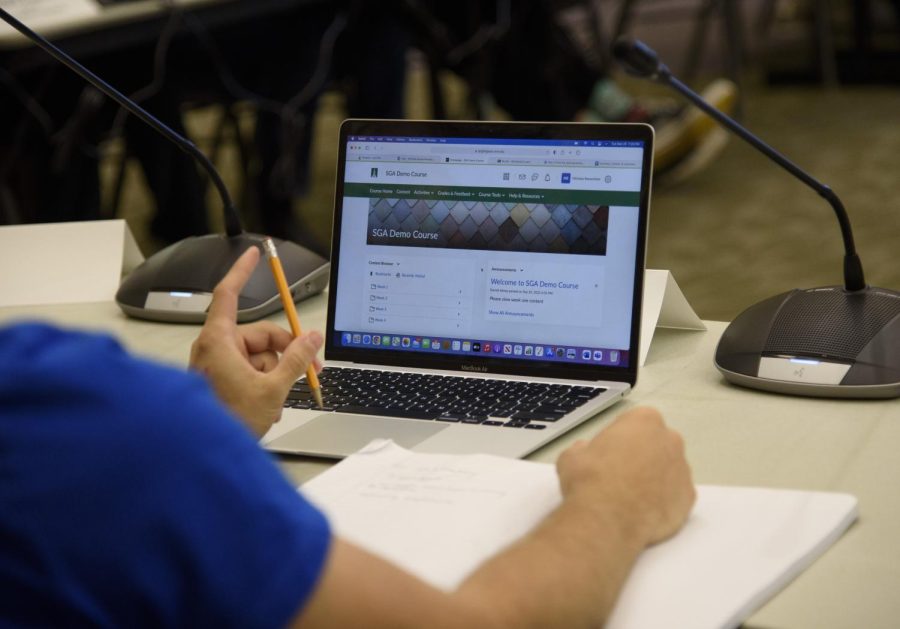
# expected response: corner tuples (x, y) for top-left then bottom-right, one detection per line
(116, 233), (330, 323)
(715, 286), (900, 398)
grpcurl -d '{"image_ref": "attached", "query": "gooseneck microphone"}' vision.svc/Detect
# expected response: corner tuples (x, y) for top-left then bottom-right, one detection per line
(612, 37), (864, 292)
(1, 8), (329, 323)
(613, 36), (900, 398)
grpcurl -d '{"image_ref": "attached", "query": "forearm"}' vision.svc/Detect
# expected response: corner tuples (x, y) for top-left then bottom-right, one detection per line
(453, 498), (646, 628)
(295, 409), (692, 629)
(295, 507), (645, 629)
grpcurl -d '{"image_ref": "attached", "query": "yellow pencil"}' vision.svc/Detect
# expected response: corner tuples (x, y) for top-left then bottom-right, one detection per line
(262, 237), (323, 409)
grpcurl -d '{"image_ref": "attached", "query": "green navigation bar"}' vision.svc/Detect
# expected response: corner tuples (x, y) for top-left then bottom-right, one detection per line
(345, 182), (640, 206)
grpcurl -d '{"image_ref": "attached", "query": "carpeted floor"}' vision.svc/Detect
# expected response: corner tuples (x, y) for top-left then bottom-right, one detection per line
(645, 84), (900, 321)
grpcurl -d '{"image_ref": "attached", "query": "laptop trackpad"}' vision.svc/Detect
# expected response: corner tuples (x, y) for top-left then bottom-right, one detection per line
(266, 413), (448, 458)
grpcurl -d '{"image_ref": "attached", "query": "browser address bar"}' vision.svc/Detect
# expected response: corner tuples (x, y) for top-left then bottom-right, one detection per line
(429, 146), (551, 156)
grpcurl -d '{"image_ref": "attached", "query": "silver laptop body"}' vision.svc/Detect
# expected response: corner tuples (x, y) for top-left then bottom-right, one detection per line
(264, 119), (654, 459)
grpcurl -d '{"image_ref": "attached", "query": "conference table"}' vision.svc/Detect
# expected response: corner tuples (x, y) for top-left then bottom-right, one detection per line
(1, 295), (898, 629)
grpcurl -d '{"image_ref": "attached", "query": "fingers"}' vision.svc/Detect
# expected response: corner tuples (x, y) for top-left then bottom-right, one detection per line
(207, 246), (261, 324)
(611, 405), (664, 429)
(556, 438), (588, 472)
(561, 439), (588, 457)
(241, 320), (295, 354)
(240, 322), (322, 376)
(249, 351), (280, 373)
(271, 331), (324, 387)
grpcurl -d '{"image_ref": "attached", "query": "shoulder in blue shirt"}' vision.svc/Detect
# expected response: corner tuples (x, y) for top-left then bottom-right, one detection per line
(0, 323), (331, 628)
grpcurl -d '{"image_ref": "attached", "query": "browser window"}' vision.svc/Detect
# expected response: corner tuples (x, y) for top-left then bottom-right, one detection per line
(332, 134), (645, 368)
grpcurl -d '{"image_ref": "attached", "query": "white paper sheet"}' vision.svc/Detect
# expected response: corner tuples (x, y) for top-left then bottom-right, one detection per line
(305, 439), (561, 590)
(303, 441), (858, 629)
(0, 219), (143, 307)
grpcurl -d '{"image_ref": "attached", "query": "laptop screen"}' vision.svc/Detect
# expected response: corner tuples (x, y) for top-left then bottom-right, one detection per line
(326, 120), (653, 384)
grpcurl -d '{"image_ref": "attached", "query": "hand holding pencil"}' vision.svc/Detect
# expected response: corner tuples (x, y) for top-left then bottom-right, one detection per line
(189, 245), (323, 437)
(263, 237), (324, 409)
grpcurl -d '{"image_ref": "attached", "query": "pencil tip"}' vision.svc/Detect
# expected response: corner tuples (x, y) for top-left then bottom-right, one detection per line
(313, 388), (324, 410)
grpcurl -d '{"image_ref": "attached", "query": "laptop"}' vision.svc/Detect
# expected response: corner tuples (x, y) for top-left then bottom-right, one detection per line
(263, 119), (654, 459)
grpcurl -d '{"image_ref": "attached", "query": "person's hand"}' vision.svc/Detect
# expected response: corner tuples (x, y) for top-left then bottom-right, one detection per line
(556, 406), (695, 547)
(189, 246), (323, 438)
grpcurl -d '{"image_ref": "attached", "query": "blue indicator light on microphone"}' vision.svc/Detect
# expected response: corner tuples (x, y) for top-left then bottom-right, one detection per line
(789, 358), (821, 365)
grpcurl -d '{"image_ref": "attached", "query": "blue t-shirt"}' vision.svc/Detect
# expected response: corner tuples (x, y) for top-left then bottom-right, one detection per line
(0, 323), (331, 628)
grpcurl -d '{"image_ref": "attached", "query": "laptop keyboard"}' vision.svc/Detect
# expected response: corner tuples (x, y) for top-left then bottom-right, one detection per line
(283, 367), (606, 429)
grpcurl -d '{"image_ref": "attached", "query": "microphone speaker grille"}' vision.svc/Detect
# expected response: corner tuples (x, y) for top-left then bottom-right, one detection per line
(764, 288), (900, 360)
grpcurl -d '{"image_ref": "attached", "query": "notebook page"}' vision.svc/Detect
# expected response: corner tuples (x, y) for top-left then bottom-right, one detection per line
(302, 440), (857, 629)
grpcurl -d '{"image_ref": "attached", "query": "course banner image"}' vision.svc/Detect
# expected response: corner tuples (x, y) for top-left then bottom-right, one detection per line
(367, 198), (609, 255)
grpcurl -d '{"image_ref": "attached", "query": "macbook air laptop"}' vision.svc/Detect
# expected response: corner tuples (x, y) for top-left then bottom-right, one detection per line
(263, 119), (654, 459)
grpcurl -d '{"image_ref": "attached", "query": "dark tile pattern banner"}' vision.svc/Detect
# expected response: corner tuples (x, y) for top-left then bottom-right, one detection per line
(367, 198), (609, 255)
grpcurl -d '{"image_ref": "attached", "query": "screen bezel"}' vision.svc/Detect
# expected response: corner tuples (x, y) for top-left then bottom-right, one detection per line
(324, 119), (653, 385)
